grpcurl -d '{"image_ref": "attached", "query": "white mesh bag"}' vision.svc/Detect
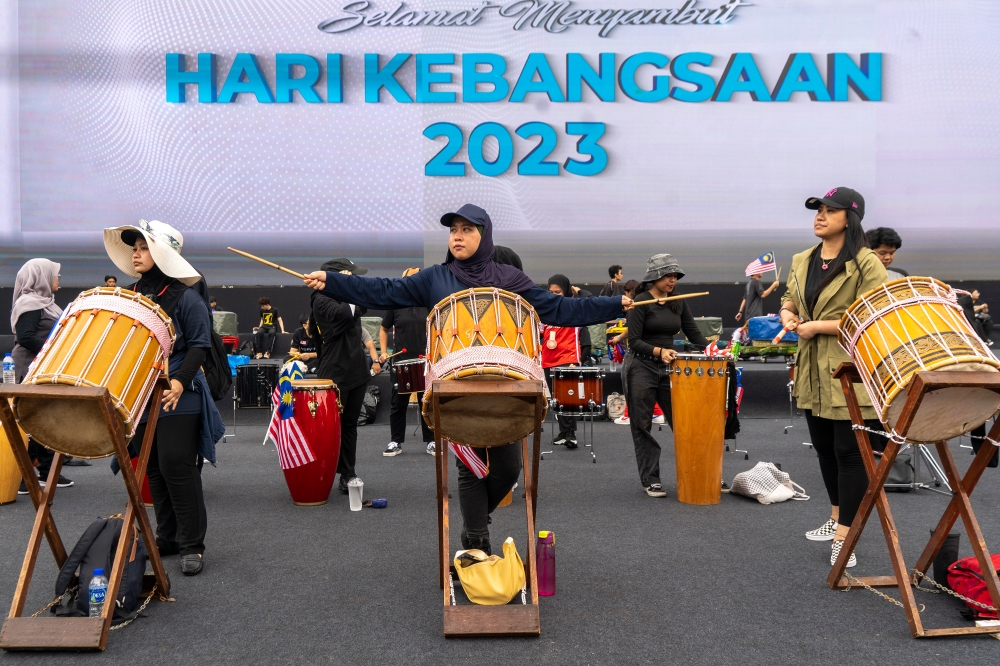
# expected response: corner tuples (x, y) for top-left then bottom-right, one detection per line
(728, 462), (809, 504)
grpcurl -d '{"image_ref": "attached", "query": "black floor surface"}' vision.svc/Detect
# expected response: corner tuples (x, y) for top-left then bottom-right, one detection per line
(2, 412), (999, 664)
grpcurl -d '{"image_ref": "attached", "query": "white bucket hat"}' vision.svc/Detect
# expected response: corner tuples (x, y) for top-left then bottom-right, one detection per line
(103, 220), (202, 286)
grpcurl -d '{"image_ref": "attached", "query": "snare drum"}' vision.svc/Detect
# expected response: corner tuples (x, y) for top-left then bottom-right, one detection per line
(14, 287), (175, 458)
(236, 362), (280, 408)
(670, 354), (729, 505)
(840, 277), (1000, 442)
(394, 358), (426, 393)
(551, 366), (604, 417)
(422, 288), (546, 447)
(280, 379), (342, 506)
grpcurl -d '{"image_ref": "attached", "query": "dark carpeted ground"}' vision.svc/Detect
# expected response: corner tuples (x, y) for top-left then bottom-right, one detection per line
(2, 409), (999, 664)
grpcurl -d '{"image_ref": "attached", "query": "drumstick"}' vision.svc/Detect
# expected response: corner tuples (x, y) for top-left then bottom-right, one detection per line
(227, 247), (306, 280)
(383, 348), (408, 360)
(630, 291), (710, 307)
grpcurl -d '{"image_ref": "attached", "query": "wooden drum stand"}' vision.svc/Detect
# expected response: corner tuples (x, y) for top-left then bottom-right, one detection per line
(0, 381), (171, 651)
(431, 379), (546, 638)
(829, 363), (1000, 638)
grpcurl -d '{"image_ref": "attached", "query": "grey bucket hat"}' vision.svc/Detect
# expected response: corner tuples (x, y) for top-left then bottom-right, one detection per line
(641, 254), (685, 282)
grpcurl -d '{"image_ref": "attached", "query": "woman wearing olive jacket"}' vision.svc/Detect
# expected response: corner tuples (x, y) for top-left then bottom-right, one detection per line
(779, 187), (886, 570)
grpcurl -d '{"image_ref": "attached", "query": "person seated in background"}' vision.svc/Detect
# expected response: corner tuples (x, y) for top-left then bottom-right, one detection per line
(735, 272), (781, 322)
(253, 296), (285, 359)
(209, 296), (218, 313)
(600, 264), (625, 297)
(865, 227), (907, 281)
(290, 313), (319, 372)
(104, 275), (117, 288)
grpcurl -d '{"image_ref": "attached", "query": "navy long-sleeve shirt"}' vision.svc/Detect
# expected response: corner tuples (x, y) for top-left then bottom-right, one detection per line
(320, 264), (624, 327)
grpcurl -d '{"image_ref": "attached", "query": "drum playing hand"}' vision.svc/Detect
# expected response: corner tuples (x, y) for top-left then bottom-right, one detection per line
(303, 271), (326, 290)
(659, 348), (677, 363)
(621, 295), (634, 310)
(378, 353), (388, 363)
(163, 379), (184, 412)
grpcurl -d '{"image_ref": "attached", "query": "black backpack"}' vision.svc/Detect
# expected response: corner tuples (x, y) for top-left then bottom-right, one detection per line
(52, 516), (148, 619)
(358, 384), (380, 425)
(202, 329), (233, 401)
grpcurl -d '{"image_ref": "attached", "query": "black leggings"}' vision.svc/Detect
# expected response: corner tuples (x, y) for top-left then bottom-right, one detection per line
(388, 387), (432, 445)
(804, 410), (877, 529)
(254, 326), (276, 354)
(457, 441), (522, 550)
(337, 383), (367, 479)
(130, 414), (206, 556)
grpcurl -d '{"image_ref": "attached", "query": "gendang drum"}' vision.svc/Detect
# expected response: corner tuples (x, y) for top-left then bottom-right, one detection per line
(281, 379), (342, 506)
(670, 354), (729, 505)
(422, 288), (546, 447)
(840, 277), (1000, 442)
(551, 366), (604, 417)
(393, 358), (426, 394)
(14, 287), (175, 458)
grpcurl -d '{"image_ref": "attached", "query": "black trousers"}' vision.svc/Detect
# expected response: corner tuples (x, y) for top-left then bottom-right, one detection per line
(130, 414), (206, 556)
(544, 366), (576, 439)
(254, 326), (276, 354)
(27, 438), (55, 479)
(970, 421), (1000, 468)
(625, 357), (673, 487)
(804, 410), (880, 529)
(337, 384), (367, 479)
(457, 441), (522, 548)
(388, 387), (433, 445)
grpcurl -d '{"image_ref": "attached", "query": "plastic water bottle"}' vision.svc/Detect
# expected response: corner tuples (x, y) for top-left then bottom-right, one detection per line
(2, 354), (14, 384)
(88, 568), (108, 618)
(537, 531), (556, 596)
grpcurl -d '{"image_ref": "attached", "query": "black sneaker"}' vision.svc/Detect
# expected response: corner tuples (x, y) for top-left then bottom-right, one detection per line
(338, 475), (353, 494)
(553, 437), (568, 446)
(63, 457), (91, 467)
(565, 439), (578, 449)
(645, 483), (667, 498)
(383, 442), (402, 457)
(38, 475), (74, 488)
(18, 480), (29, 495)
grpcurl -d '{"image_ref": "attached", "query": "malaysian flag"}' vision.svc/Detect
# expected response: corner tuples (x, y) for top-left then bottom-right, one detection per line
(745, 252), (777, 277)
(448, 440), (489, 479)
(265, 365), (315, 470)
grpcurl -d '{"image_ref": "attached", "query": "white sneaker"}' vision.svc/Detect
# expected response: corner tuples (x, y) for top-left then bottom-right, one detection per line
(383, 442), (402, 457)
(806, 518), (838, 541)
(831, 540), (857, 568)
(645, 483), (668, 498)
(426, 442), (436, 456)
(652, 415), (665, 425)
(614, 416), (630, 425)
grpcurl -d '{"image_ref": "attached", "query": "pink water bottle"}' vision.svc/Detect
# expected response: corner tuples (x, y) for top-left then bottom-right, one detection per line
(537, 531), (556, 596)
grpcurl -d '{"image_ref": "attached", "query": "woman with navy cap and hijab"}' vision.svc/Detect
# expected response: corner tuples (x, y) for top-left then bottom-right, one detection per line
(303, 204), (631, 555)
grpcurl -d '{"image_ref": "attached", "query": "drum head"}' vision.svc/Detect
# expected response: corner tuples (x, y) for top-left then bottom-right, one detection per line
(291, 379), (335, 390)
(423, 377), (545, 447)
(885, 365), (1000, 442)
(14, 397), (120, 458)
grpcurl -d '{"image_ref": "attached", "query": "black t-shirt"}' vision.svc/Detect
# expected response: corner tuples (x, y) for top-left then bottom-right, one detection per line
(627, 291), (709, 356)
(743, 278), (766, 320)
(804, 247), (828, 316)
(290, 327), (317, 354)
(259, 307), (280, 328)
(381, 307), (429, 361)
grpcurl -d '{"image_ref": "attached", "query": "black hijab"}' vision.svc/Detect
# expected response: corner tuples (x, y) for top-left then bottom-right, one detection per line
(547, 274), (573, 297)
(132, 264), (209, 318)
(441, 204), (536, 292)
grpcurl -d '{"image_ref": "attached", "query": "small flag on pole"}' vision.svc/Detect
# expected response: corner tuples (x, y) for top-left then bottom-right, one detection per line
(745, 252), (776, 277)
(448, 440), (489, 479)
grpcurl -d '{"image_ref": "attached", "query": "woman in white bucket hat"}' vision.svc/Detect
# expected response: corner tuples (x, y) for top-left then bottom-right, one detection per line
(104, 220), (225, 576)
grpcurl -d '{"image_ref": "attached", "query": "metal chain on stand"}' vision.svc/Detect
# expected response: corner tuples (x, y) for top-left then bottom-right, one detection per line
(109, 584), (158, 631)
(911, 569), (998, 611)
(841, 572), (924, 613)
(30, 586), (77, 617)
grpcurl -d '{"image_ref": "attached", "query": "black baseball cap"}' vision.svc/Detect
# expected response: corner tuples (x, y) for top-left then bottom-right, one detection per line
(805, 187), (865, 221)
(320, 257), (368, 275)
(440, 203), (490, 228)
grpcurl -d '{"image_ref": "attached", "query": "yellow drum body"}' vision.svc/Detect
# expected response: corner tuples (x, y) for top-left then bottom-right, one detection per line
(0, 407), (28, 504)
(840, 277), (1000, 442)
(422, 288), (546, 447)
(15, 288), (175, 458)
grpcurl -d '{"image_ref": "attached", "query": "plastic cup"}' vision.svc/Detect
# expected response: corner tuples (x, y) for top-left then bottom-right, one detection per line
(348, 478), (364, 511)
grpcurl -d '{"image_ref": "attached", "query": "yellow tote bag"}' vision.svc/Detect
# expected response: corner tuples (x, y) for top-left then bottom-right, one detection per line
(454, 537), (526, 605)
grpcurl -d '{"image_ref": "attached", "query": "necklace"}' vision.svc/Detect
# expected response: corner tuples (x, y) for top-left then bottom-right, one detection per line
(821, 256), (836, 270)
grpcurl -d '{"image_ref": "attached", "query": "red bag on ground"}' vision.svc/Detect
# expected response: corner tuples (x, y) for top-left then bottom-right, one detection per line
(946, 553), (1000, 619)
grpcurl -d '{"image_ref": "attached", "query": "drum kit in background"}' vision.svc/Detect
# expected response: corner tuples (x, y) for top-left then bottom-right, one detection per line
(547, 366), (604, 462)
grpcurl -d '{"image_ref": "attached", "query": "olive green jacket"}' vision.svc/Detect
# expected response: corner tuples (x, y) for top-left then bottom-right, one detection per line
(782, 246), (887, 420)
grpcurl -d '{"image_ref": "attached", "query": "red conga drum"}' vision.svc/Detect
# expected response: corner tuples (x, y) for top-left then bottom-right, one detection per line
(281, 379), (342, 506)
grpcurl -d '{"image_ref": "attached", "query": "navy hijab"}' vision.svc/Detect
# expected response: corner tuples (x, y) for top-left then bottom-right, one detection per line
(441, 204), (536, 292)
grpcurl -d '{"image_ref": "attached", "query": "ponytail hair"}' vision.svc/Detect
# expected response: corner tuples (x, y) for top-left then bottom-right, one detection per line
(808, 208), (866, 313)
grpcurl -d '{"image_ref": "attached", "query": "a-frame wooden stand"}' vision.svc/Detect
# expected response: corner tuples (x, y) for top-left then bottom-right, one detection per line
(829, 363), (1000, 638)
(432, 380), (545, 638)
(0, 381), (171, 651)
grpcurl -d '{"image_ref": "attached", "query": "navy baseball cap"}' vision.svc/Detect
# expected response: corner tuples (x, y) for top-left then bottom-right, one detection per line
(805, 187), (865, 221)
